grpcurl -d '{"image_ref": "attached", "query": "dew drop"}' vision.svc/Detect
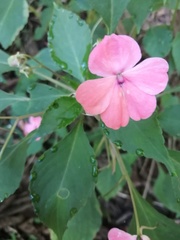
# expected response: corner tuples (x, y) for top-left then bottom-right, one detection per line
(51, 144), (58, 153)
(170, 172), (177, 177)
(31, 171), (37, 181)
(77, 18), (84, 26)
(92, 165), (98, 178)
(69, 12), (74, 19)
(113, 140), (122, 148)
(136, 148), (144, 156)
(57, 188), (70, 199)
(38, 154), (45, 162)
(27, 84), (36, 91)
(177, 198), (180, 203)
(90, 156), (96, 164)
(52, 101), (59, 109)
(103, 128), (109, 136)
(70, 207), (78, 217)
(100, 121), (105, 128)
(60, 61), (68, 70)
(81, 62), (87, 71)
(31, 192), (40, 203)
(4, 193), (9, 199)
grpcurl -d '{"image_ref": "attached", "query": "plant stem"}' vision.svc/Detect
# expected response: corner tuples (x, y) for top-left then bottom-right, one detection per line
(110, 142), (141, 236)
(33, 71), (75, 93)
(0, 118), (19, 160)
(0, 112), (43, 120)
(91, 17), (103, 38)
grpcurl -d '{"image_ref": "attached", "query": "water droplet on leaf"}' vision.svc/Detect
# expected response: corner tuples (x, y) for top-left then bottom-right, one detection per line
(77, 18), (83, 26)
(52, 102), (59, 109)
(170, 172), (177, 177)
(100, 121), (105, 128)
(136, 148), (144, 156)
(90, 156), (96, 164)
(4, 193), (9, 199)
(60, 61), (68, 70)
(27, 84), (36, 91)
(58, 188), (70, 199)
(113, 140), (122, 148)
(103, 128), (109, 136)
(31, 192), (40, 203)
(177, 198), (180, 203)
(92, 165), (98, 178)
(38, 154), (45, 162)
(70, 207), (78, 217)
(31, 171), (37, 181)
(51, 144), (58, 153)
(69, 12), (74, 19)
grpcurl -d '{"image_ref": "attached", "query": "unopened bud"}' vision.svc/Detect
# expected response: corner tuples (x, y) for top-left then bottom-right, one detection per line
(8, 52), (26, 67)
(19, 66), (32, 78)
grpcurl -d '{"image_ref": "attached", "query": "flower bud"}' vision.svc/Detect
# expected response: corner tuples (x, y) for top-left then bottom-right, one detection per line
(8, 52), (26, 67)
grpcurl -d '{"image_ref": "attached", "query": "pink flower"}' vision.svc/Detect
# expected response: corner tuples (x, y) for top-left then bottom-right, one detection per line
(108, 228), (150, 240)
(19, 116), (42, 136)
(76, 34), (168, 130)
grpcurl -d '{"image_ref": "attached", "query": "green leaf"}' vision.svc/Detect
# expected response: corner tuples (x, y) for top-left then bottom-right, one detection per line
(97, 153), (136, 200)
(168, 150), (180, 211)
(48, 5), (92, 81)
(0, 138), (28, 202)
(153, 166), (180, 215)
(129, 187), (180, 239)
(107, 114), (174, 173)
(158, 105), (180, 137)
(28, 48), (60, 78)
(68, 0), (92, 12)
(36, 96), (82, 137)
(172, 32), (180, 73)
(12, 83), (63, 115)
(143, 26), (173, 57)
(0, 90), (29, 113)
(165, 0), (180, 9)
(127, 0), (152, 32)
(91, 0), (130, 33)
(151, 0), (164, 10)
(34, 7), (53, 40)
(0, 0), (29, 49)
(30, 123), (96, 239)
(63, 193), (101, 240)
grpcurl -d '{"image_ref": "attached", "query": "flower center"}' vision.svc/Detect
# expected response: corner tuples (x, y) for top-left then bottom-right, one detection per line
(116, 73), (124, 85)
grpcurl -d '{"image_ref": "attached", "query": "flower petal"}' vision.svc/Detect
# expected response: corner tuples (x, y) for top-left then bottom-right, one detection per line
(122, 58), (169, 95)
(100, 84), (129, 129)
(75, 77), (115, 115)
(89, 34), (142, 77)
(123, 81), (157, 121)
(108, 228), (133, 240)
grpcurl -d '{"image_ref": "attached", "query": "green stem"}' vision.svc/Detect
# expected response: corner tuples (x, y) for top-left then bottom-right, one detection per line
(91, 17), (103, 38)
(110, 142), (141, 236)
(95, 135), (106, 156)
(33, 71), (75, 93)
(0, 118), (19, 160)
(0, 111), (43, 120)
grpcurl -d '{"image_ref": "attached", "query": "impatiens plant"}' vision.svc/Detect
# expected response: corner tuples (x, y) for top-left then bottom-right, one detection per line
(0, 0), (180, 240)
